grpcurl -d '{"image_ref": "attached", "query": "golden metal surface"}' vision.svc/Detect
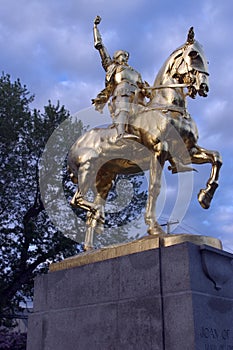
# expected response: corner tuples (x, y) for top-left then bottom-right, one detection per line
(92, 15), (151, 139)
(50, 234), (222, 272)
(50, 235), (160, 272)
(160, 234), (222, 249)
(67, 18), (222, 250)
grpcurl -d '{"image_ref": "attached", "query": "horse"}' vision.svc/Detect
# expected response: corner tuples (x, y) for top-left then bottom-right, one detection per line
(67, 27), (222, 250)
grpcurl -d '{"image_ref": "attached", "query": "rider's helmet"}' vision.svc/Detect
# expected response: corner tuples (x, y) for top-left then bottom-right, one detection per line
(113, 50), (129, 61)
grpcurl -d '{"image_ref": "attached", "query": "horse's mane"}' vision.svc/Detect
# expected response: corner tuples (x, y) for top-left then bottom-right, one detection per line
(153, 44), (185, 86)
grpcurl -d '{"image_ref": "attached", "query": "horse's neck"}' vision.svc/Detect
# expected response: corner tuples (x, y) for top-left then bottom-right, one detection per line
(151, 74), (186, 110)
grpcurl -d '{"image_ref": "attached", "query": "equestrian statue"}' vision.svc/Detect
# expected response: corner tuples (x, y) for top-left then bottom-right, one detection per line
(67, 17), (222, 250)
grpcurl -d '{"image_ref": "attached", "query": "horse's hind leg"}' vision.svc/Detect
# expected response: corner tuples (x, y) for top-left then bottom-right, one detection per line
(84, 206), (105, 250)
(145, 142), (168, 235)
(94, 166), (117, 233)
(191, 145), (222, 209)
(70, 188), (104, 250)
(83, 167), (117, 250)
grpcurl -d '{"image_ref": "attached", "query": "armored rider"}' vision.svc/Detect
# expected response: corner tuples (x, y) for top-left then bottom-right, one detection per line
(92, 16), (151, 141)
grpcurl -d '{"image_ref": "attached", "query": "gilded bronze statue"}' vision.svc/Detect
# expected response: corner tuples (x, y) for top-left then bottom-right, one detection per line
(92, 15), (151, 141)
(67, 18), (222, 250)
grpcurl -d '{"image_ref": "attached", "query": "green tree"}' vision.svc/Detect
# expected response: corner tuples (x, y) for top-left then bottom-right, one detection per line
(0, 73), (83, 327)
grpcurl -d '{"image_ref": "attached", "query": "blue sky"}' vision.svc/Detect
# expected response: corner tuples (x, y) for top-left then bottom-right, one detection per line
(1, 0), (233, 250)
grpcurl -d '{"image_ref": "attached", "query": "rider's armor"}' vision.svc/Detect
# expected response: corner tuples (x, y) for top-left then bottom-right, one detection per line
(109, 64), (144, 118)
(92, 20), (149, 118)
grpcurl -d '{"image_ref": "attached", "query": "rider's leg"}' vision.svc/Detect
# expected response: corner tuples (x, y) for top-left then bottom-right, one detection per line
(114, 110), (128, 138)
(114, 110), (139, 140)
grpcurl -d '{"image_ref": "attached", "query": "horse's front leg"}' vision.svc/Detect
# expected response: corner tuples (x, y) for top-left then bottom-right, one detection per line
(191, 145), (222, 209)
(145, 142), (167, 235)
(84, 205), (105, 250)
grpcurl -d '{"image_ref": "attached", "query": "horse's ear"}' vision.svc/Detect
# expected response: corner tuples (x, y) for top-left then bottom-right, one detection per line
(187, 27), (195, 44)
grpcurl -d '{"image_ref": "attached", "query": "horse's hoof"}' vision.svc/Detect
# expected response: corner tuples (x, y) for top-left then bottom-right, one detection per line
(198, 189), (210, 209)
(198, 182), (219, 210)
(95, 223), (104, 234)
(83, 245), (94, 252)
(147, 224), (165, 235)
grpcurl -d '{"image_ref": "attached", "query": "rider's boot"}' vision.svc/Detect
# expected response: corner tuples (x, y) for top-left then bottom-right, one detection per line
(115, 122), (139, 142)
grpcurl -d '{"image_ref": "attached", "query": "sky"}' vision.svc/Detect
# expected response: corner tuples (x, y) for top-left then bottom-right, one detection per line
(1, 0), (233, 251)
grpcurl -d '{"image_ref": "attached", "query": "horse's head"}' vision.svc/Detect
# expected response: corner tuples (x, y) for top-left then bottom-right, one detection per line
(169, 27), (209, 99)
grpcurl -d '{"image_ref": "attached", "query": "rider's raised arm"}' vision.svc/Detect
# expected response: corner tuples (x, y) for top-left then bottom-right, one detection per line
(93, 16), (112, 71)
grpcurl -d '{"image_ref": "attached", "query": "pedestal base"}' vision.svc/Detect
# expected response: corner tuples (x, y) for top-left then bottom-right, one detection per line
(27, 238), (233, 350)
(49, 234), (222, 272)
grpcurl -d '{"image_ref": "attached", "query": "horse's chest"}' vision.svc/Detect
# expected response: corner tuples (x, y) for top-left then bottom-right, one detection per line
(170, 115), (198, 142)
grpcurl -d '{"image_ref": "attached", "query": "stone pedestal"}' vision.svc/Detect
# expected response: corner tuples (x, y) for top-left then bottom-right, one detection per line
(27, 238), (233, 350)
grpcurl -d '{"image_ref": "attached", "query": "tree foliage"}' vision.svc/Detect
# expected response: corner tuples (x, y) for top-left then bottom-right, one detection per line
(0, 328), (26, 350)
(0, 73), (83, 327)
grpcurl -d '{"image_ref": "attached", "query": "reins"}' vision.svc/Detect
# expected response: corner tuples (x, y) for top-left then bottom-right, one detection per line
(151, 83), (188, 90)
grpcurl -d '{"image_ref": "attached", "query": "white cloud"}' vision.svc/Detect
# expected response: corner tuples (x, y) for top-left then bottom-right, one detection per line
(218, 205), (233, 223)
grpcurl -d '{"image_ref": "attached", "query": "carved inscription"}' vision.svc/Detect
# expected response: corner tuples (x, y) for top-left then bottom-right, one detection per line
(200, 327), (230, 340)
(200, 327), (233, 349)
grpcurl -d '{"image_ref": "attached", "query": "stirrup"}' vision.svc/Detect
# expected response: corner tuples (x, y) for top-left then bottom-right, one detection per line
(116, 133), (139, 141)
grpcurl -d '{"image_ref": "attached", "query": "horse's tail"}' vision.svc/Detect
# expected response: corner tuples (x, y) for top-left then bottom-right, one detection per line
(67, 165), (79, 184)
